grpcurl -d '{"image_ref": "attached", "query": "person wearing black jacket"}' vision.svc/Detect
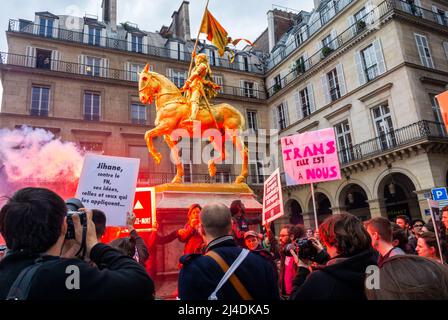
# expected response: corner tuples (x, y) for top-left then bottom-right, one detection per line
(178, 203), (279, 300)
(0, 187), (154, 300)
(290, 213), (377, 300)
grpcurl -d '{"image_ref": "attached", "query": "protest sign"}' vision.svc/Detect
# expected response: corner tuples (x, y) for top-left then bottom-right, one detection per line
(76, 154), (140, 226)
(133, 187), (157, 231)
(435, 90), (448, 132)
(281, 128), (341, 186)
(262, 168), (284, 225)
(428, 199), (445, 264)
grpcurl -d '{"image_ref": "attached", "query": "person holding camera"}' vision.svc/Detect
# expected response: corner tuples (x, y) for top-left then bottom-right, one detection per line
(230, 200), (261, 247)
(290, 213), (377, 300)
(0, 187), (155, 300)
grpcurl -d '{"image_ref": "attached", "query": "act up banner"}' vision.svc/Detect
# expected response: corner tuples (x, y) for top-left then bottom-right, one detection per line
(76, 154), (140, 226)
(262, 168), (284, 225)
(133, 187), (157, 231)
(281, 128), (341, 186)
(436, 90), (448, 132)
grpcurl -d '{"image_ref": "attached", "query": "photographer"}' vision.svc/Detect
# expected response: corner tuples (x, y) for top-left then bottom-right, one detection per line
(290, 213), (377, 300)
(0, 187), (154, 300)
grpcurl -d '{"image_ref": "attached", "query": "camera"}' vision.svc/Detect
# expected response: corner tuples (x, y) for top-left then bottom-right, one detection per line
(65, 198), (86, 240)
(295, 238), (318, 261)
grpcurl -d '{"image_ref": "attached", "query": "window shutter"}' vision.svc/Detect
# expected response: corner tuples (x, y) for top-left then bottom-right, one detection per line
(254, 82), (259, 98)
(348, 16), (356, 37)
(294, 90), (303, 120)
(316, 41), (323, 59)
(127, 33), (132, 51)
(124, 62), (130, 81)
(307, 83), (315, 113)
(26, 46), (36, 68)
(166, 68), (173, 79)
(303, 52), (309, 70)
(79, 55), (85, 74)
(321, 74), (330, 105)
(240, 80), (245, 96)
(271, 107), (279, 130)
(142, 35), (148, 54)
(373, 39), (386, 74)
(355, 51), (367, 86)
(366, 0), (375, 24)
(443, 42), (448, 61)
(100, 28), (107, 47)
(330, 29), (338, 50)
(52, 19), (59, 39)
(101, 58), (109, 78)
(83, 24), (89, 44)
(50, 50), (60, 71)
(336, 63), (347, 96)
(432, 6), (443, 25)
(414, 0), (422, 16)
(284, 100), (290, 127)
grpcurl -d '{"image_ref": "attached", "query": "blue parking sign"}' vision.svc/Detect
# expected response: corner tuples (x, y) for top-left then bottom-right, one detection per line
(432, 187), (448, 201)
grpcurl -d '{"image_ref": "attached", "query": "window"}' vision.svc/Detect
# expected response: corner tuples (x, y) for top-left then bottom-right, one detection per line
(354, 7), (367, 22)
(372, 104), (396, 150)
(361, 44), (379, 81)
(131, 63), (146, 82)
(208, 49), (217, 66)
(38, 18), (53, 37)
(296, 28), (306, 45)
(243, 81), (256, 98)
(84, 92), (101, 121)
(334, 120), (354, 164)
(433, 7), (447, 26)
(131, 103), (147, 125)
(299, 87), (311, 117)
(249, 152), (265, 184)
(322, 34), (332, 49)
(31, 86), (50, 116)
(430, 94), (447, 136)
(212, 75), (224, 93)
(36, 49), (51, 70)
(132, 35), (143, 53)
(415, 34), (434, 68)
(294, 56), (306, 75)
(327, 68), (341, 101)
(273, 74), (282, 93)
(277, 103), (288, 130)
(172, 70), (186, 88)
(85, 56), (101, 77)
(79, 142), (103, 154)
(88, 26), (101, 46)
(247, 110), (258, 131)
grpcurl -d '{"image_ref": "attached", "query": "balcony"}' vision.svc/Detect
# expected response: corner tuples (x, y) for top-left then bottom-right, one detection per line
(267, 0), (392, 98)
(391, 0), (448, 26)
(0, 52), (267, 100)
(7, 19), (264, 75)
(338, 120), (448, 169)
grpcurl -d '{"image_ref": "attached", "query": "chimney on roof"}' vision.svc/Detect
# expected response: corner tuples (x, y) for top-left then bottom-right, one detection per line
(102, 0), (117, 32)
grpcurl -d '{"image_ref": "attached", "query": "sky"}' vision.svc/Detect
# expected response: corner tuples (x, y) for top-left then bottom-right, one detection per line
(0, 0), (316, 52)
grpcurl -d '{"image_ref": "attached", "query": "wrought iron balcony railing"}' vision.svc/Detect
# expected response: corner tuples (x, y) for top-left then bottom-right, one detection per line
(7, 19), (264, 74)
(337, 120), (448, 165)
(0, 52), (266, 100)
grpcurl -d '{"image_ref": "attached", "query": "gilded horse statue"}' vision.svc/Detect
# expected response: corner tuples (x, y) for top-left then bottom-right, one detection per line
(138, 64), (248, 184)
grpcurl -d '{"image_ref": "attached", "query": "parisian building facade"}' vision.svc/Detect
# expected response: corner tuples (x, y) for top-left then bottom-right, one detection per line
(1, 0), (448, 229)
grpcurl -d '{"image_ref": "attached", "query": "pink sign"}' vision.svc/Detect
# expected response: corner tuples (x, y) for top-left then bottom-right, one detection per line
(281, 128), (341, 185)
(262, 168), (284, 225)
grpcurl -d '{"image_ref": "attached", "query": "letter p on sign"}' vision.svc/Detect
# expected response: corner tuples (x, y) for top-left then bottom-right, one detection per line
(432, 188), (448, 201)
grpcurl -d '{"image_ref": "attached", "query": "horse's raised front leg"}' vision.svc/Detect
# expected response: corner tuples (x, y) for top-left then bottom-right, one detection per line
(164, 134), (184, 184)
(144, 125), (169, 165)
(232, 135), (248, 184)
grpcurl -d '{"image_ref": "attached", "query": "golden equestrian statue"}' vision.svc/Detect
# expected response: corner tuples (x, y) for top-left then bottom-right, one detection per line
(138, 55), (248, 184)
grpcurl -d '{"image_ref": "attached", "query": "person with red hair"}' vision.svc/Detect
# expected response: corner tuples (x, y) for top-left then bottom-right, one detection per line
(177, 204), (205, 255)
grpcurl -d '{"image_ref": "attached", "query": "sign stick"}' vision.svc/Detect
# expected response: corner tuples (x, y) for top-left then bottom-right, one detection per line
(311, 183), (319, 230)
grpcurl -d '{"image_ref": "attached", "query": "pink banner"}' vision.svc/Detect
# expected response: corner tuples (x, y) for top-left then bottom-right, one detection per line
(281, 128), (341, 185)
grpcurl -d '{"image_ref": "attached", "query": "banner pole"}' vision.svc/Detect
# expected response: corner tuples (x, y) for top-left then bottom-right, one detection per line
(311, 183), (319, 231)
(188, 0), (210, 78)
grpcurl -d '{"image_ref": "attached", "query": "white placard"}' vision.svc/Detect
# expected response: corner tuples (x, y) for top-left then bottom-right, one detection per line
(76, 154), (140, 226)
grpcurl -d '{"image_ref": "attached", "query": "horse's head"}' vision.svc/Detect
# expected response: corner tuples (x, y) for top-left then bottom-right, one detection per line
(139, 64), (159, 105)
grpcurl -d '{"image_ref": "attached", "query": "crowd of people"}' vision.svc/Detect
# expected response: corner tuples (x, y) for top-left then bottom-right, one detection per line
(0, 187), (448, 300)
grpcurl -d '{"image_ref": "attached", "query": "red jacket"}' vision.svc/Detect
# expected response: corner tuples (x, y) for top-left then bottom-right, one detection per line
(177, 223), (205, 255)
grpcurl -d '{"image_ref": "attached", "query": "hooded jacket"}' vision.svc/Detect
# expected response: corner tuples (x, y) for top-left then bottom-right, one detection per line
(290, 248), (378, 300)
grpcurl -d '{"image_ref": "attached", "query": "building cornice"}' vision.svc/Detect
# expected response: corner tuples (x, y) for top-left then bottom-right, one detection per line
(71, 129), (112, 136)
(358, 83), (393, 102)
(324, 104), (352, 121)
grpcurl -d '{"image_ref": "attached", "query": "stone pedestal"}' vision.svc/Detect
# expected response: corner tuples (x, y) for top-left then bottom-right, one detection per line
(150, 183), (262, 298)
